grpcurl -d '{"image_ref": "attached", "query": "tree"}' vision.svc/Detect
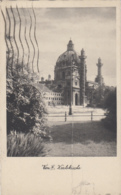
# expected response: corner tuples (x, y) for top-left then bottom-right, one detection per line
(103, 88), (116, 130)
(6, 59), (49, 137)
(5, 10), (51, 157)
(7, 83), (48, 134)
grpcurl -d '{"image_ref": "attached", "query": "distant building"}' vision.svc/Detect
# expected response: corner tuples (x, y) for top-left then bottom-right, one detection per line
(39, 39), (104, 106)
(33, 83), (63, 106)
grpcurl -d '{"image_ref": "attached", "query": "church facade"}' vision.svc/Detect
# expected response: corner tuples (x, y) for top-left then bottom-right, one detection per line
(39, 39), (104, 106)
(54, 40), (103, 106)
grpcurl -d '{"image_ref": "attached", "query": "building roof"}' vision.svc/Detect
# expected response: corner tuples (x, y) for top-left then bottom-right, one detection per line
(33, 83), (61, 94)
(56, 40), (80, 65)
(32, 83), (52, 93)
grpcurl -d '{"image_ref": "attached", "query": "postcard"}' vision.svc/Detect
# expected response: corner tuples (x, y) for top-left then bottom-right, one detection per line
(0, 1), (121, 195)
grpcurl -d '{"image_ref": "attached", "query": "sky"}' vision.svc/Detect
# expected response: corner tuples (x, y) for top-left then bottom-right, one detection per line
(35, 7), (116, 86)
(6, 7), (116, 86)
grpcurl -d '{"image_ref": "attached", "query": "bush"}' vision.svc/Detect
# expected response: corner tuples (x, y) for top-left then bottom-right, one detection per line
(7, 84), (48, 134)
(7, 132), (46, 157)
(102, 89), (116, 130)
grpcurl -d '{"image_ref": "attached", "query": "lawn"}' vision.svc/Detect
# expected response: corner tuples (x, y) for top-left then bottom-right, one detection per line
(42, 121), (116, 157)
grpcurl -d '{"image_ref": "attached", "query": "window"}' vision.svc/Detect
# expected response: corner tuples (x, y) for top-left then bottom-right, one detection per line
(75, 81), (78, 86)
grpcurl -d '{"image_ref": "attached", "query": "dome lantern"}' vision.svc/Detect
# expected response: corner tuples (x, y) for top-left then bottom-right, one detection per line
(67, 39), (74, 51)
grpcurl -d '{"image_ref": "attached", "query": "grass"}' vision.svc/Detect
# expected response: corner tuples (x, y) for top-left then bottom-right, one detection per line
(44, 121), (116, 156)
(7, 121), (116, 157)
(48, 121), (116, 144)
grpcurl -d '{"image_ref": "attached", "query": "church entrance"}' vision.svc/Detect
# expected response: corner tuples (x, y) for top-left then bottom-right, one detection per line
(75, 93), (78, 105)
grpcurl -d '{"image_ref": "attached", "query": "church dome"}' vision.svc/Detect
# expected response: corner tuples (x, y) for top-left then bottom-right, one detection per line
(56, 40), (80, 66)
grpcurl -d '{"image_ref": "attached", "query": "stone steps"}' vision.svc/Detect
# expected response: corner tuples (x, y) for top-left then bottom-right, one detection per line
(47, 106), (105, 115)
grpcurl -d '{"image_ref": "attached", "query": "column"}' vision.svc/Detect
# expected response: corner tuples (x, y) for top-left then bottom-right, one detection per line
(80, 49), (87, 106)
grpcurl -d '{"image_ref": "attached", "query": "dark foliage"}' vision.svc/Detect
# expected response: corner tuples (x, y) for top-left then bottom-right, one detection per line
(102, 89), (116, 130)
(86, 85), (116, 109)
(6, 36), (50, 157)
(7, 132), (46, 157)
(7, 84), (48, 134)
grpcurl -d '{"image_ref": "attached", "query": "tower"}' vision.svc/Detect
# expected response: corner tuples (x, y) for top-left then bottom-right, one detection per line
(80, 49), (87, 106)
(95, 58), (104, 85)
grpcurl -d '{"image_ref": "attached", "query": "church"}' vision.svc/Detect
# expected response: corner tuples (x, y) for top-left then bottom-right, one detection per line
(39, 39), (104, 106)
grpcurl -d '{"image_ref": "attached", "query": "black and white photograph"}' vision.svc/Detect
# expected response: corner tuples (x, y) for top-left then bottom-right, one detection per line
(2, 5), (117, 157)
(0, 1), (121, 195)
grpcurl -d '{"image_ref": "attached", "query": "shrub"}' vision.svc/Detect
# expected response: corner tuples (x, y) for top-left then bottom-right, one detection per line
(7, 132), (46, 157)
(7, 84), (48, 134)
(102, 89), (116, 130)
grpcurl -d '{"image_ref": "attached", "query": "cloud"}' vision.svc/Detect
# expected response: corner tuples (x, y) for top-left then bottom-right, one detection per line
(44, 7), (116, 22)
